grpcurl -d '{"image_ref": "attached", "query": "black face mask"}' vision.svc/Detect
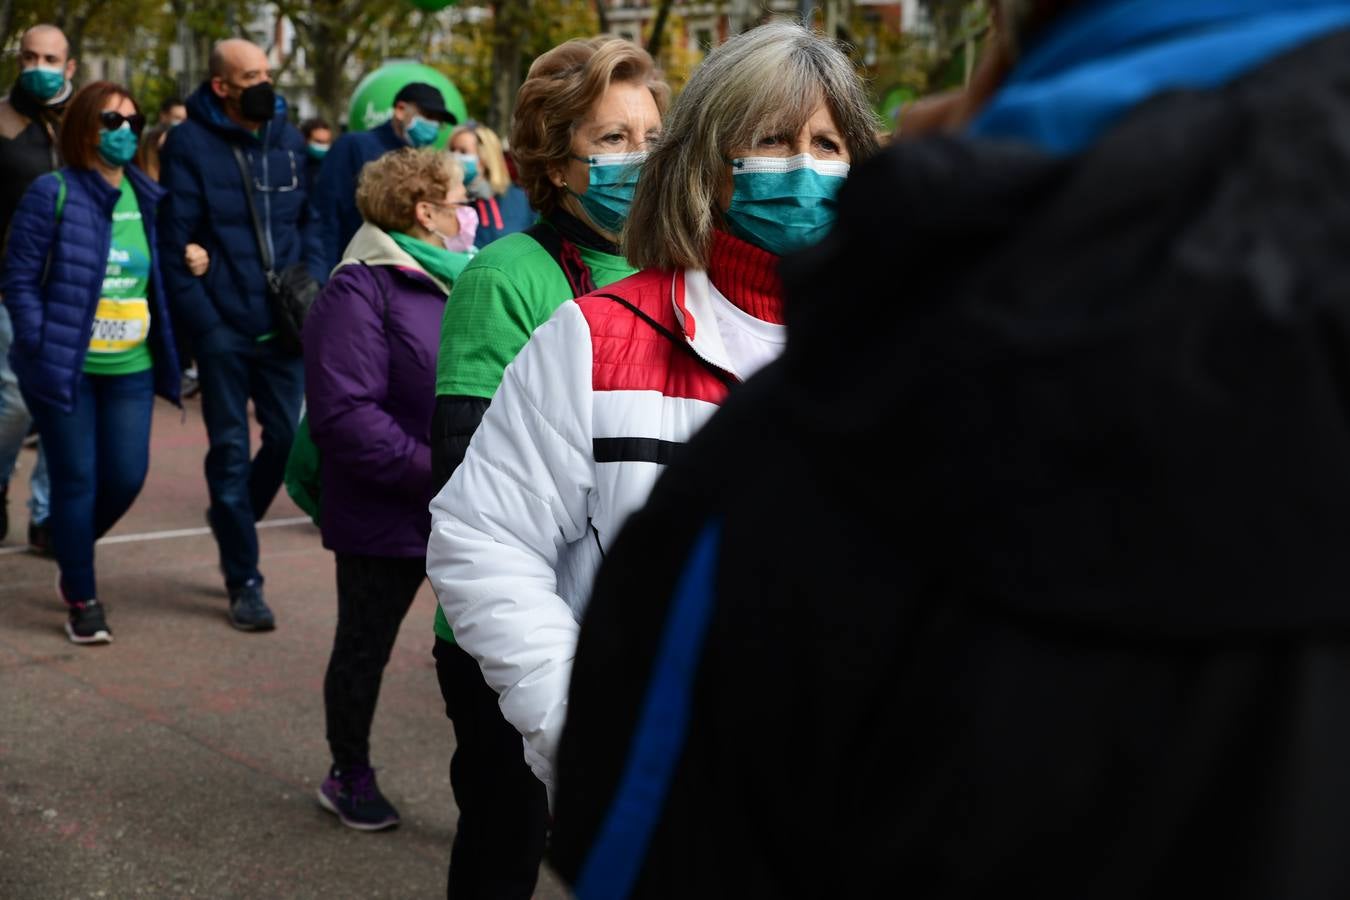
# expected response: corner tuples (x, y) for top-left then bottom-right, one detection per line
(238, 81), (276, 122)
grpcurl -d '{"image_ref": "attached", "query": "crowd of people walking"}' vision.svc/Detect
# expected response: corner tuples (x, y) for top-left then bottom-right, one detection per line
(7, 0), (1350, 896)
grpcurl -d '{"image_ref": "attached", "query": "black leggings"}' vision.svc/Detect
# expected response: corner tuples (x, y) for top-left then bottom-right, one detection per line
(323, 553), (425, 768)
(435, 636), (549, 900)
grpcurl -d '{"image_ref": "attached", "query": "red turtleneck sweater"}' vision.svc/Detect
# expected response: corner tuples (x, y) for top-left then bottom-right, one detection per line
(705, 229), (786, 324)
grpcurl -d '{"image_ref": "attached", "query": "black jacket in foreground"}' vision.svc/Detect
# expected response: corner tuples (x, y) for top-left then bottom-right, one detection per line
(551, 30), (1350, 900)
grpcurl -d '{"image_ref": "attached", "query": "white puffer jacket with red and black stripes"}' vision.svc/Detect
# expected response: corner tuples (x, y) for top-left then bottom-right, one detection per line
(427, 232), (786, 793)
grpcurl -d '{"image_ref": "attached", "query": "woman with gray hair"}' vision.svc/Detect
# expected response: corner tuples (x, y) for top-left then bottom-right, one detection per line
(427, 34), (667, 900)
(426, 21), (879, 801)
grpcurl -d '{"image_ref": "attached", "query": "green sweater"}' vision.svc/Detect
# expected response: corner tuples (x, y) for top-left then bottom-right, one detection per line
(432, 226), (638, 642)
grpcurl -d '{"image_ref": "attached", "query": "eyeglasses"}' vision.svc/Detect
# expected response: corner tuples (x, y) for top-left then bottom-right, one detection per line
(423, 200), (472, 212)
(244, 150), (299, 193)
(100, 110), (146, 137)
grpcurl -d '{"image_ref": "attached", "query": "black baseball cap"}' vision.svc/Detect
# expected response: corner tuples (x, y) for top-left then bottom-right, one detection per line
(394, 82), (457, 124)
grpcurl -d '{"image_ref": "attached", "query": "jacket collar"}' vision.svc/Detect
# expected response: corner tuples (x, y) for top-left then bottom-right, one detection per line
(671, 230), (786, 380)
(373, 119), (405, 151)
(8, 77), (72, 120)
(65, 164), (166, 209)
(64, 166), (121, 213)
(705, 230), (785, 324)
(186, 81), (285, 145)
(125, 164), (166, 204)
(335, 222), (449, 294)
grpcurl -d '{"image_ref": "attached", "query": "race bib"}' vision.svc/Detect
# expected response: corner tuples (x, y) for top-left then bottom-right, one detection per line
(88, 297), (151, 353)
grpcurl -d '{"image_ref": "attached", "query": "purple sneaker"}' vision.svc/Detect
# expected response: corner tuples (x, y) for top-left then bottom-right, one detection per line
(316, 765), (400, 831)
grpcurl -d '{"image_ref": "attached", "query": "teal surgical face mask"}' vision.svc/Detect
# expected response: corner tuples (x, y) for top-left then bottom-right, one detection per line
(723, 154), (850, 257)
(452, 152), (479, 185)
(98, 125), (139, 167)
(569, 151), (646, 234)
(19, 65), (65, 102)
(307, 142), (329, 159)
(407, 115), (440, 148)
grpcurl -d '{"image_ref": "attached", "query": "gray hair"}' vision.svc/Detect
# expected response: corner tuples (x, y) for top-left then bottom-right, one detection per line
(623, 21), (880, 270)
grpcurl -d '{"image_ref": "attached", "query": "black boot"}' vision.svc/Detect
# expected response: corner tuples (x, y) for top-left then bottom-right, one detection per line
(28, 518), (53, 557)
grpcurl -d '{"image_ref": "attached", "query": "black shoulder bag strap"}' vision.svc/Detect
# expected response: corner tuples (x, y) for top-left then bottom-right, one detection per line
(230, 145), (274, 275)
(592, 292), (737, 390)
(526, 220), (594, 299)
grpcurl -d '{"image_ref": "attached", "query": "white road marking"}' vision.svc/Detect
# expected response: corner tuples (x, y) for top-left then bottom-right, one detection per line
(0, 516), (313, 556)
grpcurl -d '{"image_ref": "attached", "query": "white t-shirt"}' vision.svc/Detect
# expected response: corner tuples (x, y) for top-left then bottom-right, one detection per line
(706, 282), (788, 381)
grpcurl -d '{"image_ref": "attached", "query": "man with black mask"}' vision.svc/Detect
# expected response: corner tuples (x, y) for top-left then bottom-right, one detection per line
(158, 38), (322, 632)
(0, 24), (69, 548)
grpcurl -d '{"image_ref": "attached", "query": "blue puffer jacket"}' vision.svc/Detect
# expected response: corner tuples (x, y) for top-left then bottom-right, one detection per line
(1, 165), (181, 412)
(158, 83), (323, 341)
(309, 120), (405, 276)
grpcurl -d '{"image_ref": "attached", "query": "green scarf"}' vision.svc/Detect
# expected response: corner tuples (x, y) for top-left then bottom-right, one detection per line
(389, 231), (471, 290)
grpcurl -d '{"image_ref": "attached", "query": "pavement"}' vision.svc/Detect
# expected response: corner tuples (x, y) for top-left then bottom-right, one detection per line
(0, 397), (568, 899)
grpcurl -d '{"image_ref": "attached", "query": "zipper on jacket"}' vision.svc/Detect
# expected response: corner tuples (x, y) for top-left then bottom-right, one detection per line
(69, 185), (119, 401)
(261, 121), (276, 265)
(683, 340), (740, 389)
(589, 520), (605, 559)
(595, 290), (740, 390)
(668, 274), (743, 387)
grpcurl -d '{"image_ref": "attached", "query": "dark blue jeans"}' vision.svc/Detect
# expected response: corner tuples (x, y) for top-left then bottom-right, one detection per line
(195, 325), (303, 590)
(22, 368), (155, 603)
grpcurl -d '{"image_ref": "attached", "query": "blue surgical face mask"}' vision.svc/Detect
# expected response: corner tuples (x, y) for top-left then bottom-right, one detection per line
(722, 154), (850, 257)
(452, 152), (479, 185)
(407, 115), (440, 148)
(568, 151), (646, 233)
(19, 65), (65, 102)
(98, 124), (139, 167)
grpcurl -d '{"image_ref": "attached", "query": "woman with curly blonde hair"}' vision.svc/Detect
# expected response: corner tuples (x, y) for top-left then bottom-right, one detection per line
(303, 146), (475, 833)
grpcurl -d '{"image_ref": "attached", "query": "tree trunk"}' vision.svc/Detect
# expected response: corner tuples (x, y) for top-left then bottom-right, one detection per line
(308, 19), (346, 124)
(489, 0), (530, 136)
(594, 0), (609, 34)
(645, 0), (675, 56)
(0, 0), (16, 61)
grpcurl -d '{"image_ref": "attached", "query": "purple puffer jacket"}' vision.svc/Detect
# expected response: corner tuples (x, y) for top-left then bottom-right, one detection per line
(303, 225), (448, 558)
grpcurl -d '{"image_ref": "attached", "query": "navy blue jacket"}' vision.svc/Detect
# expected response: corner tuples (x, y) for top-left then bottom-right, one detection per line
(310, 120), (405, 275)
(472, 183), (535, 249)
(1, 165), (181, 412)
(158, 83), (322, 340)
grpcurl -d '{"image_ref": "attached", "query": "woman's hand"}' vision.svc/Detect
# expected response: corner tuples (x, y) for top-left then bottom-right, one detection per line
(185, 243), (209, 277)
